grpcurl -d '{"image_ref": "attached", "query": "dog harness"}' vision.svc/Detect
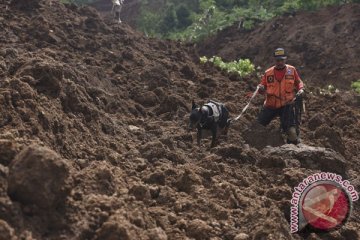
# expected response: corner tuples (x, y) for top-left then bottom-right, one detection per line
(204, 100), (222, 122)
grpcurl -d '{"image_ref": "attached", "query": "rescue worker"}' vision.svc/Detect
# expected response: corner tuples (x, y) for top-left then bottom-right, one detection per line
(257, 48), (304, 144)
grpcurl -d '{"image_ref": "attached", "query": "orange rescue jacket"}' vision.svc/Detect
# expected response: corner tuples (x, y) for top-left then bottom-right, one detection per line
(261, 64), (303, 109)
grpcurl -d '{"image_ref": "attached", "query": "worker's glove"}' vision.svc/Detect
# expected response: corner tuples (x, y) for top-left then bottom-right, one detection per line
(258, 84), (266, 93)
(296, 89), (304, 97)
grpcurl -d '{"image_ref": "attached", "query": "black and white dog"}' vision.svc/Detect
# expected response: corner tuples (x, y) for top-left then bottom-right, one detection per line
(189, 100), (231, 148)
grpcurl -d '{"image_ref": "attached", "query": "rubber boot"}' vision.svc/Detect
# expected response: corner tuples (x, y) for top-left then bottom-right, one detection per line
(287, 126), (299, 145)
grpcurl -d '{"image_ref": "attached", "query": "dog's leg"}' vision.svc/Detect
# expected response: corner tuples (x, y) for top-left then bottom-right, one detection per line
(197, 128), (202, 146)
(224, 119), (231, 135)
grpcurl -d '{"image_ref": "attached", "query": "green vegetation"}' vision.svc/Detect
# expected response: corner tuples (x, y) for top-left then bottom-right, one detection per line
(200, 56), (255, 77)
(136, 0), (359, 41)
(351, 80), (360, 94)
(61, 0), (360, 41)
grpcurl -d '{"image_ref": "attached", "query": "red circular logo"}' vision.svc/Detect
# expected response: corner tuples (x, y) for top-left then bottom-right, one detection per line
(301, 183), (351, 230)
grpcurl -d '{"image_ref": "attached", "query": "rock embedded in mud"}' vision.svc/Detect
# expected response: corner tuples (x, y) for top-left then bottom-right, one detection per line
(8, 144), (72, 209)
(261, 144), (347, 174)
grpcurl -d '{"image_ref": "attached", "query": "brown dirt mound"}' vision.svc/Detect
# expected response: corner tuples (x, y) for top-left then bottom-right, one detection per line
(0, 1), (359, 239)
(198, 3), (360, 89)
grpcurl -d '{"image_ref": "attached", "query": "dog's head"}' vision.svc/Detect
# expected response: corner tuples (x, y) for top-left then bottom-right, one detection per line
(189, 100), (201, 130)
(188, 100), (209, 130)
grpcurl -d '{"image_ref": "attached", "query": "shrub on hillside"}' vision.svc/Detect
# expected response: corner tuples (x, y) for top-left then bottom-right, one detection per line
(351, 80), (360, 93)
(200, 56), (255, 77)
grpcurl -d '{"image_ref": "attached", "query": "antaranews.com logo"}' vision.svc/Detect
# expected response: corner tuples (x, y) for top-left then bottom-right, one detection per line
(290, 172), (359, 233)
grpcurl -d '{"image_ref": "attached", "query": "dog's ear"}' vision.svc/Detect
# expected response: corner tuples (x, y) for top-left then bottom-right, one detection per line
(192, 100), (197, 110)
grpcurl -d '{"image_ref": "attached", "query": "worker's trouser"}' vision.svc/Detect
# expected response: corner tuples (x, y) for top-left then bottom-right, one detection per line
(257, 104), (299, 144)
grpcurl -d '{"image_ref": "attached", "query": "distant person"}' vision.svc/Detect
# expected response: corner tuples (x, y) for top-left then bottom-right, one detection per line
(257, 48), (304, 144)
(200, 6), (215, 25)
(112, 0), (124, 23)
(205, 6), (215, 24)
(237, 17), (244, 30)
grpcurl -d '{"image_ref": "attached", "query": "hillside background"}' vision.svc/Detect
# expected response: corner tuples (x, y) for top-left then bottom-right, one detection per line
(67, 0), (360, 41)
